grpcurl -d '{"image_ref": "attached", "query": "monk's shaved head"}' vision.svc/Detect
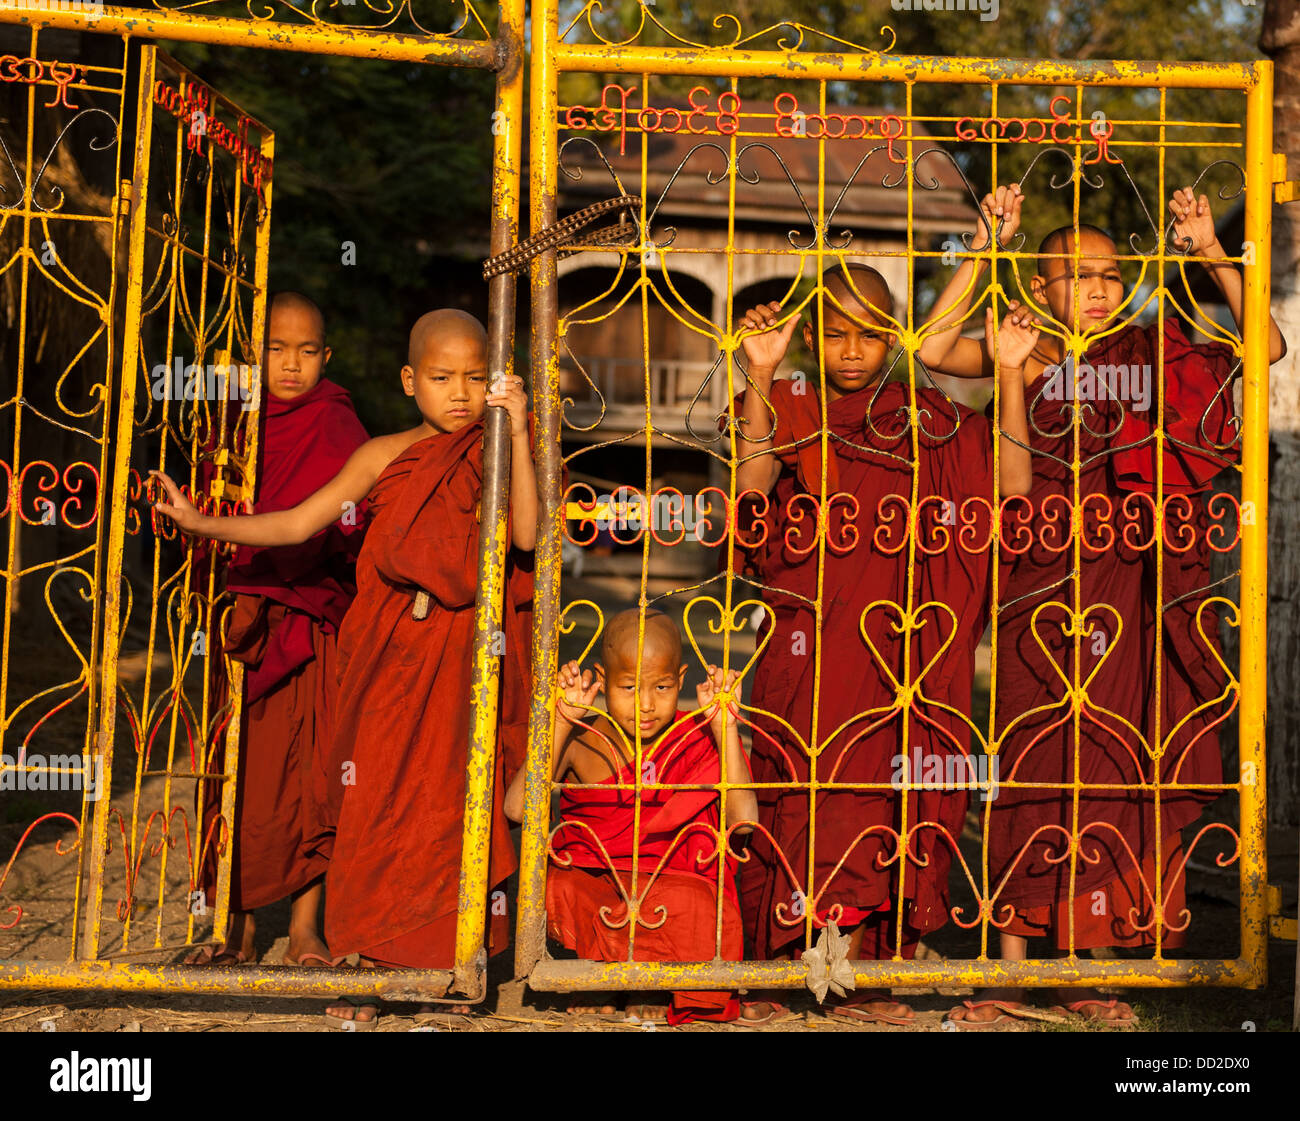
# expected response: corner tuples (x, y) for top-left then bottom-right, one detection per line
(1036, 224), (1116, 277)
(600, 608), (682, 674)
(821, 262), (894, 320)
(269, 290), (326, 344)
(408, 308), (487, 367)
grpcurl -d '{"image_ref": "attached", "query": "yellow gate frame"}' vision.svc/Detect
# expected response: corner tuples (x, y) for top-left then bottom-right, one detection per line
(0, 0), (1287, 1007)
(516, 1), (1278, 996)
(0, 0), (523, 1004)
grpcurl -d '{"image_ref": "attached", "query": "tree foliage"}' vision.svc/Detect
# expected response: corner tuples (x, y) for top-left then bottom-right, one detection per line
(164, 37), (498, 433)
(164, 2), (1268, 427)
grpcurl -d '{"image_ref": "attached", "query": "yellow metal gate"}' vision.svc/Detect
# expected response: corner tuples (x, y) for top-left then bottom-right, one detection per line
(0, 0), (1287, 1007)
(515, 2), (1278, 998)
(0, 20), (273, 971)
(0, 2), (524, 1002)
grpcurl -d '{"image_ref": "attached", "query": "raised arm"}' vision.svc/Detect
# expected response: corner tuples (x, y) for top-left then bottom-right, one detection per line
(151, 435), (392, 547)
(734, 301), (799, 497)
(505, 660), (598, 822)
(985, 304), (1036, 498)
(698, 665), (757, 833)
(918, 183), (1023, 379)
(1167, 187), (1287, 364)
(488, 374), (539, 551)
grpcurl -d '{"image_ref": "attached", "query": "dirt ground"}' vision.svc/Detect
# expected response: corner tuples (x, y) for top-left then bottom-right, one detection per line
(1, 576), (1296, 1032)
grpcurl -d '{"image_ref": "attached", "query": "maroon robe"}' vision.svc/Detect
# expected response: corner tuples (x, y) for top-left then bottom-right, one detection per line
(735, 381), (995, 960)
(322, 421), (533, 968)
(200, 379), (368, 911)
(989, 317), (1234, 945)
(547, 712), (743, 1024)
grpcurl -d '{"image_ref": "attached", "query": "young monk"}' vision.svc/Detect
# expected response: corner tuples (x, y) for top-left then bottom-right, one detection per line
(731, 262), (1033, 1024)
(188, 291), (369, 968)
(505, 609), (756, 1025)
(920, 184), (1285, 1027)
(153, 308), (536, 1027)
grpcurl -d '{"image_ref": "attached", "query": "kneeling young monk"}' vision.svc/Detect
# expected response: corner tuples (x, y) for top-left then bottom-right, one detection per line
(506, 609), (756, 1025)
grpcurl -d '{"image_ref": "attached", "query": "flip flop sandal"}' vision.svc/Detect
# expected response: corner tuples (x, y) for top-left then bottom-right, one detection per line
(943, 999), (1065, 1030)
(623, 1003), (670, 1026)
(282, 952), (347, 967)
(1051, 999), (1138, 1027)
(183, 946), (252, 967)
(739, 999), (792, 1025)
(826, 1000), (915, 1027)
(324, 996), (381, 1031)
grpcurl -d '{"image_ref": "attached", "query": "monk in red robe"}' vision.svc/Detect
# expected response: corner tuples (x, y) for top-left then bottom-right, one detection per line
(505, 609), (756, 1025)
(154, 308), (537, 1027)
(189, 292), (368, 967)
(731, 263), (1032, 1024)
(921, 185), (1285, 1027)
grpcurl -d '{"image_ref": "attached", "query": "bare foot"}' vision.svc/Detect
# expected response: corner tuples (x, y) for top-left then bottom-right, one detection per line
(325, 999), (380, 1029)
(416, 1003), (473, 1015)
(624, 1001), (668, 1023)
(282, 931), (335, 967)
(284, 881), (330, 966)
(828, 991), (915, 1024)
(741, 1000), (781, 1022)
(567, 994), (618, 1016)
(1052, 987), (1136, 1024)
(184, 910), (256, 965)
(945, 987), (1027, 1026)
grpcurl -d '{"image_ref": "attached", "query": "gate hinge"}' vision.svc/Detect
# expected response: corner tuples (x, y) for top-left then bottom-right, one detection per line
(1272, 154), (1300, 203)
(1267, 883), (1297, 941)
(115, 179), (132, 221)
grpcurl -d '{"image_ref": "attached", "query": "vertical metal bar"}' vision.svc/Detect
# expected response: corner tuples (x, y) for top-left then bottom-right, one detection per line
(452, 0), (526, 996)
(1152, 82), (1168, 957)
(513, 0), (561, 980)
(81, 42), (158, 960)
(69, 37), (131, 962)
(152, 58), (219, 950)
(209, 123), (274, 947)
(1238, 62), (1272, 988)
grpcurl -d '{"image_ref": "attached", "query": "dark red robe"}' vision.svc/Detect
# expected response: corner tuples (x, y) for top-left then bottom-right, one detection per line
(200, 379), (368, 912)
(322, 421), (533, 968)
(547, 711), (743, 1024)
(735, 381), (995, 960)
(989, 317), (1235, 947)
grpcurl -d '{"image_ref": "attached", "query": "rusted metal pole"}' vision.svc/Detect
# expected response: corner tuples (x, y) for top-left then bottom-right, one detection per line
(80, 45), (157, 961)
(512, 0), (561, 981)
(0, 961), (454, 1000)
(451, 0), (525, 998)
(525, 955), (1257, 991)
(0, 4), (500, 67)
(1239, 64), (1273, 992)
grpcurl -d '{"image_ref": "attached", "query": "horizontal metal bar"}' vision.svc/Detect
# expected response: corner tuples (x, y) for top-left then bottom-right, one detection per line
(527, 956), (1259, 991)
(0, 5), (501, 68)
(554, 44), (1260, 89)
(0, 961), (456, 1001)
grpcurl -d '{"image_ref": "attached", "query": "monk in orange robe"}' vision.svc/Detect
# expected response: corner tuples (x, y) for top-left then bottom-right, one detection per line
(154, 308), (537, 1027)
(921, 185), (1286, 1027)
(505, 609), (755, 1025)
(189, 292), (368, 967)
(731, 263), (1032, 1025)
